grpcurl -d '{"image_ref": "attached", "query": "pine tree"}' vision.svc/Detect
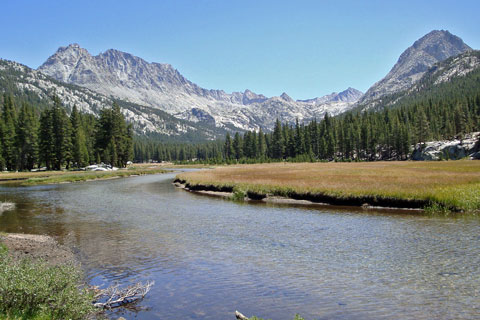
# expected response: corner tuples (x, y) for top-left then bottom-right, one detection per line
(257, 129), (266, 159)
(95, 103), (133, 167)
(294, 118), (305, 156)
(416, 108), (430, 146)
(0, 113), (4, 170)
(243, 131), (252, 158)
(454, 104), (468, 140)
(2, 95), (18, 170)
(250, 130), (257, 159)
(51, 96), (72, 170)
(70, 105), (89, 167)
(16, 103), (38, 170)
(39, 108), (55, 170)
(224, 132), (233, 159)
(124, 123), (134, 165)
(271, 119), (284, 159)
(233, 132), (243, 160)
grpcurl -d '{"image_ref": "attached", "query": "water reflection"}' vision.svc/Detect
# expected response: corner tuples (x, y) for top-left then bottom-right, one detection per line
(0, 173), (479, 319)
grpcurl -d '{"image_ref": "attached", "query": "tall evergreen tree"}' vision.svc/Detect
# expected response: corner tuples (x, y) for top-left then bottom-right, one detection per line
(0, 113), (4, 170)
(224, 132), (233, 159)
(2, 95), (17, 170)
(16, 103), (38, 170)
(416, 108), (430, 146)
(233, 132), (243, 160)
(95, 102), (133, 167)
(51, 96), (72, 170)
(271, 119), (284, 159)
(257, 129), (266, 159)
(70, 105), (89, 167)
(39, 107), (55, 170)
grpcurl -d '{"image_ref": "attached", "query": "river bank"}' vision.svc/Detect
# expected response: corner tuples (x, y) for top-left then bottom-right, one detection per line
(173, 180), (424, 214)
(0, 233), (95, 319)
(175, 161), (480, 213)
(0, 165), (168, 186)
(0, 233), (76, 266)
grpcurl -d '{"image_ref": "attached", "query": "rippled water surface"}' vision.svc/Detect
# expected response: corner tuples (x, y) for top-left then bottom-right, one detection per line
(1, 172), (479, 319)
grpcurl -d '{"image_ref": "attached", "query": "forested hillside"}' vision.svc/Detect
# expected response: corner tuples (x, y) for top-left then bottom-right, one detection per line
(0, 94), (132, 171)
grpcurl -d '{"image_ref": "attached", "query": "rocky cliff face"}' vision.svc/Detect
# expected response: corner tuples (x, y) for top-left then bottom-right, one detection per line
(38, 44), (362, 131)
(358, 30), (471, 107)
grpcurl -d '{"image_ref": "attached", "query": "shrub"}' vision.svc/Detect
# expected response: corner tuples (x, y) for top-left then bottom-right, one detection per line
(232, 187), (246, 201)
(0, 249), (95, 319)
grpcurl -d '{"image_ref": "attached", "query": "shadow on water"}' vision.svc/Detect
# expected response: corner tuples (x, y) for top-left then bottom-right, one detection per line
(1, 173), (480, 320)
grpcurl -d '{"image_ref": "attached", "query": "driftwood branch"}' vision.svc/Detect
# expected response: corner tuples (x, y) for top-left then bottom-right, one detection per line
(235, 310), (249, 320)
(92, 281), (154, 309)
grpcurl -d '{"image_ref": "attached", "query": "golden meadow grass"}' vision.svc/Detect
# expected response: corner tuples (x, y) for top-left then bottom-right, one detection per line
(176, 161), (480, 212)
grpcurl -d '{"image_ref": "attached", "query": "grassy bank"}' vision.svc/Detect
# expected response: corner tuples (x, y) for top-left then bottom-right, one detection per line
(176, 161), (480, 212)
(0, 238), (94, 320)
(0, 166), (168, 186)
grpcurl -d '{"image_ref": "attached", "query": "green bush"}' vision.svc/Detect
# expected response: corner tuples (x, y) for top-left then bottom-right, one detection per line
(0, 243), (7, 256)
(0, 250), (95, 319)
(232, 187), (246, 201)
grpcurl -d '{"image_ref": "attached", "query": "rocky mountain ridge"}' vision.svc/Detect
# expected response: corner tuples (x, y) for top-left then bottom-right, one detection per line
(39, 44), (362, 131)
(358, 30), (471, 108)
(0, 59), (225, 141)
(357, 49), (480, 112)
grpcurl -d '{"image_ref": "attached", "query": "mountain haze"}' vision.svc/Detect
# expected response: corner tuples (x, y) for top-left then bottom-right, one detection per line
(38, 44), (362, 131)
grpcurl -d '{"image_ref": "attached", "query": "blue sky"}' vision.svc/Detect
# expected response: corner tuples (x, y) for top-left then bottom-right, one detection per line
(2, 0), (479, 99)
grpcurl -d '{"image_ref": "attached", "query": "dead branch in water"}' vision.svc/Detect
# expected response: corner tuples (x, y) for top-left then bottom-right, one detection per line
(92, 281), (154, 309)
(0, 202), (15, 214)
(235, 310), (249, 320)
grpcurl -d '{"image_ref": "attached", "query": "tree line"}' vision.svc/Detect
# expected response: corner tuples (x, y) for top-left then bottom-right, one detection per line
(0, 94), (133, 171)
(134, 66), (480, 163)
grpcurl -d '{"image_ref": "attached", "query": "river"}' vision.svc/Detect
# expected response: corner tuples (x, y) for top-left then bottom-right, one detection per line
(0, 172), (479, 319)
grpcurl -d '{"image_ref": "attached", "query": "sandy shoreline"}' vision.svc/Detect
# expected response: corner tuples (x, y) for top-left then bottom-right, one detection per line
(0, 233), (77, 266)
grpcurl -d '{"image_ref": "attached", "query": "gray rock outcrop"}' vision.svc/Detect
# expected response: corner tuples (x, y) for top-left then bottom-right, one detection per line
(411, 132), (480, 160)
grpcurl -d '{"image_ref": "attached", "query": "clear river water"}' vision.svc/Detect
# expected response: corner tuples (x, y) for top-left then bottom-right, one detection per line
(0, 172), (479, 319)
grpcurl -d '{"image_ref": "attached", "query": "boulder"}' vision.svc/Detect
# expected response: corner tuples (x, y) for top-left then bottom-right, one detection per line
(411, 132), (479, 161)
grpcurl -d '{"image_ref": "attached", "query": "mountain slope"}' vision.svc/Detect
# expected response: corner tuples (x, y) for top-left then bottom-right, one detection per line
(0, 59), (226, 142)
(38, 44), (362, 131)
(349, 50), (480, 116)
(358, 30), (471, 107)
